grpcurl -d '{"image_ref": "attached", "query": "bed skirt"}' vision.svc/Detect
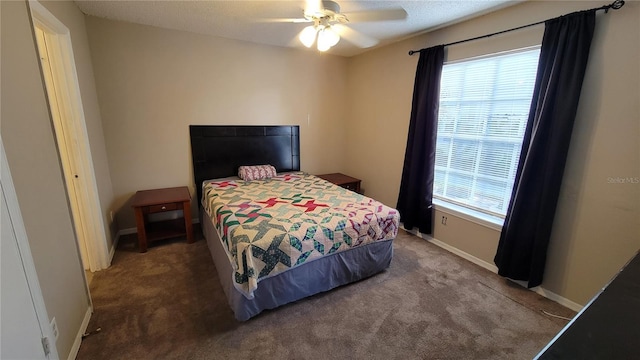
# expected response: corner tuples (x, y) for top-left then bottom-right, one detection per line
(201, 210), (394, 321)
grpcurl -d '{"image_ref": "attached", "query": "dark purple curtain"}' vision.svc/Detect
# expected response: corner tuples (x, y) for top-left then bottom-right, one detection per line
(397, 45), (445, 234)
(494, 10), (596, 288)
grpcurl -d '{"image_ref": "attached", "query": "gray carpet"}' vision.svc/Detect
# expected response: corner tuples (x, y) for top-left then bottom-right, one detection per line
(77, 227), (574, 359)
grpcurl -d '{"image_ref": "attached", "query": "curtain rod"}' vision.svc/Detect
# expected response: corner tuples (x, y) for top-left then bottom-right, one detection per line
(408, 0), (625, 56)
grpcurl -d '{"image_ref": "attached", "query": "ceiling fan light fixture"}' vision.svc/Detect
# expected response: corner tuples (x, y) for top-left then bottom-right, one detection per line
(317, 38), (331, 51)
(299, 25), (318, 48)
(323, 26), (340, 46)
(277, 0), (399, 52)
(317, 26), (340, 51)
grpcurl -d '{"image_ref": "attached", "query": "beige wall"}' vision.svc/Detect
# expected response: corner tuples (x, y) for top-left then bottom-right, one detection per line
(346, 1), (640, 305)
(39, 0), (117, 253)
(1, 1), (92, 358)
(85, 17), (349, 230)
(3, 2), (635, 356)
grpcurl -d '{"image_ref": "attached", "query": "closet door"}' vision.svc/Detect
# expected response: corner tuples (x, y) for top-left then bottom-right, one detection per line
(1, 188), (50, 359)
(1, 138), (55, 359)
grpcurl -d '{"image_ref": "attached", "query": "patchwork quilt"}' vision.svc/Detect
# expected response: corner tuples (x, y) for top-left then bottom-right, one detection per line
(202, 172), (399, 299)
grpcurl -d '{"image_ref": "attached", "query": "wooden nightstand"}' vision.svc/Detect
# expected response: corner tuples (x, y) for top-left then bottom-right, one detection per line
(317, 173), (362, 194)
(131, 186), (193, 252)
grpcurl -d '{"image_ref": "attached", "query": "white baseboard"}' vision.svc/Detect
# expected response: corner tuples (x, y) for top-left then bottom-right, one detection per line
(108, 233), (120, 263)
(107, 228), (133, 263)
(531, 287), (583, 312)
(403, 227), (583, 312)
(430, 236), (499, 273)
(405, 228), (499, 273)
(67, 306), (92, 360)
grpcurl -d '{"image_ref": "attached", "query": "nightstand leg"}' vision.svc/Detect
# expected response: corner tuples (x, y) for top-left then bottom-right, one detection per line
(183, 200), (194, 243)
(134, 207), (148, 253)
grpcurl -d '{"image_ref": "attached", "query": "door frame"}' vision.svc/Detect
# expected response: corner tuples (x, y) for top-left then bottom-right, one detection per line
(28, 0), (110, 271)
(1, 137), (60, 360)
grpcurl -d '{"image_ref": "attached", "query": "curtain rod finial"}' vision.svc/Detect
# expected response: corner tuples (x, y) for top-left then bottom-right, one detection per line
(612, 0), (625, 10)
(604, 0), (624, 13)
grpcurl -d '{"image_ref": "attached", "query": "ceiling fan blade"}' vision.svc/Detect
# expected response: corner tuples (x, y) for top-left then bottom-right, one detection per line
(257, 17), (311, 23)
(345, 8), (407, 23)
(333, 24), (378, 48)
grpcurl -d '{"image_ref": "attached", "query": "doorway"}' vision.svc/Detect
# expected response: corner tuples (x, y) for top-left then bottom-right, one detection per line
(29, 0), (110, 272)
(34, 25), (91, 269)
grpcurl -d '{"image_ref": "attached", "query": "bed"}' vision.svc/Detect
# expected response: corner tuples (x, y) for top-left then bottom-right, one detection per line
(190, 125), (399, 321)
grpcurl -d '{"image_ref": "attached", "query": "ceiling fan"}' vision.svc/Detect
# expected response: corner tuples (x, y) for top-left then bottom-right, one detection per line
(268, 0), (407, 52)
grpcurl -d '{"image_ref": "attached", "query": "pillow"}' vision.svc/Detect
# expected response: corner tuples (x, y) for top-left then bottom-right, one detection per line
(238, 165), (277, 181)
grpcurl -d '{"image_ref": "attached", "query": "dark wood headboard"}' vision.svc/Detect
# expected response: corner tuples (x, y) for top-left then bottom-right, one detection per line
(189, 125), (300, 205)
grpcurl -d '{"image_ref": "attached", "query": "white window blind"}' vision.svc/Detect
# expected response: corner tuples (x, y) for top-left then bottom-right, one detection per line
(434, 48), (540, 218)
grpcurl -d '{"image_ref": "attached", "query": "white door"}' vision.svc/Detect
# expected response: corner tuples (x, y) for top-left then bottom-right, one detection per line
(1, 183), (50, 359)
(34, 25), (91, 270)
(1, 137), (58, 359)
(0, 138), (58, 359)
(29, 0), (110, 272)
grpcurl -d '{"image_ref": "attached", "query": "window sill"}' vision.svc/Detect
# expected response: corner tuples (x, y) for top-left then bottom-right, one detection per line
(432, 199), (504, 231)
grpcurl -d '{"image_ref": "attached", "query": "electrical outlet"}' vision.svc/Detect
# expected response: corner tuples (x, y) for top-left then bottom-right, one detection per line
(441, 216), (448, 225)
(50, 317), (59, 340)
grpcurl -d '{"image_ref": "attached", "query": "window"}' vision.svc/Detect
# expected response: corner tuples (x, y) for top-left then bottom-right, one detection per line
(434, 48), (540, 219)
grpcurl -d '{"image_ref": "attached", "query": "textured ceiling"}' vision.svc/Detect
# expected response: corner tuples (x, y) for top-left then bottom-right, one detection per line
(75, 0), (522, 57)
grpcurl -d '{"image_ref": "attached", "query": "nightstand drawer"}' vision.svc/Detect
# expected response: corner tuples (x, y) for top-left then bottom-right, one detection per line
(148, 203), (179, 213)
